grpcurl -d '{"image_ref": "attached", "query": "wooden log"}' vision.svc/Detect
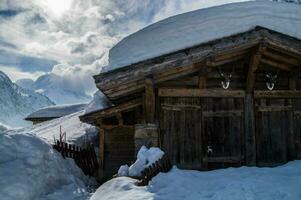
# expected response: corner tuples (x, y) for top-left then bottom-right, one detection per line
(244, 94), (256, 166)
(256, 105), (293, 112)
(263, 51), (301, 67)
(202, 110), (243, 117)
(202, 156), (242, 163)
(260, 58), (292, 71)
(254, 90), (301, 98)
(145, 78), (156, 123)
(99, 129), (105, 169)
(158, 88), (245, 98)
(246, 45), (266, 93)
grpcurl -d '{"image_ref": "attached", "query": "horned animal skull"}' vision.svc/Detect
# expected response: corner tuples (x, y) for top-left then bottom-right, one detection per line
(265, 73), (277, 91)
(220, 72), (232, 89)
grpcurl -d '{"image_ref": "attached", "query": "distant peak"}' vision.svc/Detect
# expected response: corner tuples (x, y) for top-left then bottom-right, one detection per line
(0, 70), (13, 84)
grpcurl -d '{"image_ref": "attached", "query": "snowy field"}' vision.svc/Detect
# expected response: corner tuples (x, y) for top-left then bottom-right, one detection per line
(91, 161), (301, 200)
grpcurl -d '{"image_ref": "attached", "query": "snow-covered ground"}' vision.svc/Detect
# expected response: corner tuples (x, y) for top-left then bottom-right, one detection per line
(91, 161), (301, 200)
(9, 111), (98, 146)
(0, 131), (94, 200)
(104, 1), (301, 72)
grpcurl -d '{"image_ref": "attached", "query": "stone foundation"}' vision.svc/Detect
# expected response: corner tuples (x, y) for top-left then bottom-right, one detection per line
(134, 124), (159, 155)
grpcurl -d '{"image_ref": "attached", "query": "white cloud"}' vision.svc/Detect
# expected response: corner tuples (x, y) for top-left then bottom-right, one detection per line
(0, 66), (45, 82)
(0, 0), (250, 96)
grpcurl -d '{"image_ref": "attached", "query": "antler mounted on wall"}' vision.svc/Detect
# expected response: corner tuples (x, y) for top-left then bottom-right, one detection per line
(265, 71), (278, 91)
(218, 66), (235, 90)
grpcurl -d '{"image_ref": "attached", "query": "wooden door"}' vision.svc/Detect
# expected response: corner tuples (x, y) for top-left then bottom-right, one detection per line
(103, 126), (135, 179)
(160, 97), (202, 169)
(202, 98), (244, 170)
(255, 99), (292, 166)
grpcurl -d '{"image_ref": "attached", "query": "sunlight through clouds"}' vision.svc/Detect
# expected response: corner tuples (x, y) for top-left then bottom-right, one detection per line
(0, 0), (249, 99)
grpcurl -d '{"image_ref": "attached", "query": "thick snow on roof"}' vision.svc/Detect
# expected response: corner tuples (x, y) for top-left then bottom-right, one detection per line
(84, 91), (112, 115)
(105, 1), (301, 72)
(14, 111), (98, 146)
(26, 103), (87, 119)
(91, 160), (301, 200)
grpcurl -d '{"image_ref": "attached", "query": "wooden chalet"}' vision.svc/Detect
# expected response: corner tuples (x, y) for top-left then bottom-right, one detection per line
(80, 26), (301, 180)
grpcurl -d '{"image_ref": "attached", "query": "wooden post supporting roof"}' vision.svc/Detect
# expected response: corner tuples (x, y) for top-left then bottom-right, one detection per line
(198, 67), (208, 89)
(246, 45), (266, 93)
(245, 45), (265, 166)
(145, 78), (156, 123)
(99, 129), (105, 179)
(288, 77), (296, 159)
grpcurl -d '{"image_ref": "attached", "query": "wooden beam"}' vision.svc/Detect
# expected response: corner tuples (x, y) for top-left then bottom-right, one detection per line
(244, 94), (256, 166)
(254, 90), (301, 98)
(288, 77), (296, 159)
(290, 68), (301, 78)
(99, 129), (105, 175)
(256, 105), (293, 112)
(246, 45), (266, 93)
(202, 110), (243, 117)
(117, 113), (123, 125)
(144, 78), (156, 123)
(198, 67), (208, 89)
(260, 58), (292, 71)
(206, 54), (246, 67)
(95, 98), (141, 118)
(158, 88), (245, 98)
(263, 51), (301, 67)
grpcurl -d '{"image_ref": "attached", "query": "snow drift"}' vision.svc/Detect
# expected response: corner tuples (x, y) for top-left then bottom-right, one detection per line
(0, 132), (93, 200)
(105, 1), (301, 72)
(118, 146), (164, 177)
(91, 161), (301, 200)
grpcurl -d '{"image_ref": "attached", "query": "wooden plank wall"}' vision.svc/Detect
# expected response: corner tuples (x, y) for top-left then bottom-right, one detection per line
(159, 95), (301, 170)
(160, 96), (244, 170)
(102, 126), (135, 180)
(202, 98), (244, 170)
(160, 97), (202, 169)
(255, 99), (291, 166)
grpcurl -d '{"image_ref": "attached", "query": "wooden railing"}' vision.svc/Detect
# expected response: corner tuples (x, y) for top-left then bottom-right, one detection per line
(53, 140), (99, 176)
(136, 154), (172, 186)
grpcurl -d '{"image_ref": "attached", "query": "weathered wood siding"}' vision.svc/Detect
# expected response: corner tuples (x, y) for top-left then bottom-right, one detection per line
(160, 97), (244, 170)
(160, 97), (202, 169)
(102, 126), (135, 179)
(255, 99), (291, 166)
(202, 98), (244, 170)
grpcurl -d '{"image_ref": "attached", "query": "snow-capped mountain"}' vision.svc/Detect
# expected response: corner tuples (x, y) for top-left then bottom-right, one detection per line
(17, 73), (92, 105)
(0, 71), (54, 128)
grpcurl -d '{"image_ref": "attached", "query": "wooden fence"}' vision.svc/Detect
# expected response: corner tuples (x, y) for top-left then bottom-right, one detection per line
(53, 140), (99, 176)
(136, 154), (172, 186)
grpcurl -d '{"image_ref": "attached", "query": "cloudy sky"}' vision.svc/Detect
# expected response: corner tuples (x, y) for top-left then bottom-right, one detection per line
(0, 0), (248, 95)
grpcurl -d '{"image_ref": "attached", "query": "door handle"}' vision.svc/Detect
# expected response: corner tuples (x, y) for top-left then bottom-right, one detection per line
(207, 145), (213, 155)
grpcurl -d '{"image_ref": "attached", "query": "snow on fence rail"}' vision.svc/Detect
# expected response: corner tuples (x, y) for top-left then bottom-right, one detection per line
(53, 140), (99, 176)
(136, 154), (172, 186)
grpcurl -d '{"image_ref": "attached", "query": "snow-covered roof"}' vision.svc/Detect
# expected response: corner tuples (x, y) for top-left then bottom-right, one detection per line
(16, 111), (98, 146)
(104, 1), (301, 72)
(84, 91), (113, 115)
(26, 103), (87, 119)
